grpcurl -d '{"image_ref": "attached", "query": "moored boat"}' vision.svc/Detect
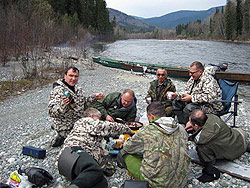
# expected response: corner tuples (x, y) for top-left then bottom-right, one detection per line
(92, 57), (250, 83)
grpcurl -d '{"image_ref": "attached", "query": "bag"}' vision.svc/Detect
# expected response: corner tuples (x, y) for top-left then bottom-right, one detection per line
(20, 167), (53, 186)
(120, 180), (149, 188)
(6, 171), (33, 188)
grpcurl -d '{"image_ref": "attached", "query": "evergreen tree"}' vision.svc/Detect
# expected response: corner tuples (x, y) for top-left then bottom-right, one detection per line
(225, 0), (236, 40)
(236, 0), (243, 37)
(243, 0), (250, 37)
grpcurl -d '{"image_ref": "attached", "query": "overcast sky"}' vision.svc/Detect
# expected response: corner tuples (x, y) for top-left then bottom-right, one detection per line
(105, 0), (227, 18)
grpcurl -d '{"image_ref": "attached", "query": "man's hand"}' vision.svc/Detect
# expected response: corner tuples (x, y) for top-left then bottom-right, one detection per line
(106, 115), (114, 122)
(181, 94), (192, 102)
(95, 92), (104, 100)
(62, 96), (70, 105)
(185, 121), (194, 132)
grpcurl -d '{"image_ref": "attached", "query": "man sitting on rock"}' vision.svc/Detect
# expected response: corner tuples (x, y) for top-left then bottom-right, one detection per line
(117, 102), (190, 188)
(93, 89), (137, 123)
(145, 68), (176, 116)
(186, 109), (250, 166)
(48, 66), (104, 147)
(172, 61), (223, 124)
(58, 108), (134, 188)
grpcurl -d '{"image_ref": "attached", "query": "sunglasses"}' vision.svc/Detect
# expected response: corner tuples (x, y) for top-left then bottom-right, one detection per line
(189, 70), (199, 75)
(157, 74), (166, 77)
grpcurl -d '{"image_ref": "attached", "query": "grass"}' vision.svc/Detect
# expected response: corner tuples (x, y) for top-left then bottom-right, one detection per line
(0, 77), (58, 102)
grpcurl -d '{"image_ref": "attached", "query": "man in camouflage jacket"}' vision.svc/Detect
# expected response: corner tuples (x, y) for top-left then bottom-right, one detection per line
(58, 108), (133, 188)
(120, 102), (190, 188)
(172, 61), (223, 124)
(48, 67), (104, 147)
(145, 68), (176, 116)
(93, 89), (137, 123)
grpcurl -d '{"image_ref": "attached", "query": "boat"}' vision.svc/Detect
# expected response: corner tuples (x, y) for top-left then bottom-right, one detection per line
(92, 57), (250, 83)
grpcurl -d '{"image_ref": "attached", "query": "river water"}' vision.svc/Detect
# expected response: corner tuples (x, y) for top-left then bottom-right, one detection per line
(92, 39), (250, 101)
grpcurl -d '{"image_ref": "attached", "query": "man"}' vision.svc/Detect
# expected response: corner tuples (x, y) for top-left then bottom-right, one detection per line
(48, 67), (104, 147)
(93, 89), (137, 123)
(172, 61), (223, 124)
(145, 68), (176, 116)
(118, 102), (190, 188)
(186, 109), (250, 165)
(58, 108), (134, 188)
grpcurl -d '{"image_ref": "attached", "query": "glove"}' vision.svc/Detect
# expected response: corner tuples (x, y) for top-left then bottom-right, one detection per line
(116, 149), (127, 169)
(20, 167), (53, 186)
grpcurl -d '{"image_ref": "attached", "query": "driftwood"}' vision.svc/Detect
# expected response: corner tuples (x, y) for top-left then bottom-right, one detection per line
(190, 149), (250, 182)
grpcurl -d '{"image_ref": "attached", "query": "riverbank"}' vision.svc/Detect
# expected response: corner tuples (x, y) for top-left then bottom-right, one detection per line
(0, 59), (249, 187)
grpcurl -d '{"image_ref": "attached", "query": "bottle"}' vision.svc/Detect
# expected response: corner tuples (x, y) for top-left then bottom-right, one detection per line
(64, 88), (76, 108)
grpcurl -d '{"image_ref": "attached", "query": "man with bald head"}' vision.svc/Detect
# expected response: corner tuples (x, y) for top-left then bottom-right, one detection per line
(93, 89), (137, 122)
(186, 109), (249, 165)
(145, 68), (176, 116)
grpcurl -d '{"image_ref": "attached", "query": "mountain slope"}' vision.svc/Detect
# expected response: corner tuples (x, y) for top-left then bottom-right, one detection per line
(142, 7), (223, 30)
(108, 8), (155, 30)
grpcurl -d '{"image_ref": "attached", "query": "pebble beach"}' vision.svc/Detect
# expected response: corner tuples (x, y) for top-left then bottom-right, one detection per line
(0, 56), (250, 187)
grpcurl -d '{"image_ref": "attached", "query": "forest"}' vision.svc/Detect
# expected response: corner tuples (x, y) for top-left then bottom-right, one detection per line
(0, 0), (113, 66)
(175, 0), (250, 41)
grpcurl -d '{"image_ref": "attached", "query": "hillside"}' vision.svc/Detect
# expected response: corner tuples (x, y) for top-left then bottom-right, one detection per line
(108, 8), (155, 31)
(142, 7), (223, 30)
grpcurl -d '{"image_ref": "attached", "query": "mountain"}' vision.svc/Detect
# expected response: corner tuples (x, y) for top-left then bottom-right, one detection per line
(108, 8), (155, 31)
(142, 7), (223, 30)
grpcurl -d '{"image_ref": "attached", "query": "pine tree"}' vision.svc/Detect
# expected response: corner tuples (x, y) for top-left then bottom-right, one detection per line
(225, 0), (236, 40)
(236, 0), (243, 37)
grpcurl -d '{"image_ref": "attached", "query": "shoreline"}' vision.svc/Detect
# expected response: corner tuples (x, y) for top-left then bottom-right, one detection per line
(0, 59), (249, 187)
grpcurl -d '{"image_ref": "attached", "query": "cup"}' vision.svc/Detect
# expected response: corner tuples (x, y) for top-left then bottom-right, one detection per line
(147, 97), (151, 103)
(167, 92), (174, 99)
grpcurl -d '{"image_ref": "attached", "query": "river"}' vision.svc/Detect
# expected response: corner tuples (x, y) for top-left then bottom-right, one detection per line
(92, 39), (250, 102)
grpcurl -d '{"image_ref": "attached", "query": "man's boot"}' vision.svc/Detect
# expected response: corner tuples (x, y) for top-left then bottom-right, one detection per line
(51, 135), (65, 147)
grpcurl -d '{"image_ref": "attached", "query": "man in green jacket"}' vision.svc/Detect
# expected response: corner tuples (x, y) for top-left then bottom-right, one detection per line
(93, 89), (137, 123)
(118, 102), (190, 188)
(145, 68), (176, 116)
(186, 109), (249, 165)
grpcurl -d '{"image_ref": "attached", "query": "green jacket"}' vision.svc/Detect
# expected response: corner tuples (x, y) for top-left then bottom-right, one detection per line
(123, 117), (190, 188)
(93, 92), (137, 122)
(146, 78), (176, 116)
(194, 114), (247, 165)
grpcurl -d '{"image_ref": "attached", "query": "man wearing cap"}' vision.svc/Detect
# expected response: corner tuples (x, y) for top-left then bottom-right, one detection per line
(145, 68), (176, 116)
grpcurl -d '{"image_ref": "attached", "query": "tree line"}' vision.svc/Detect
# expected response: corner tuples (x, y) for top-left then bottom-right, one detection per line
(0, 0), (113, 67)
(175, 0), (250, 41)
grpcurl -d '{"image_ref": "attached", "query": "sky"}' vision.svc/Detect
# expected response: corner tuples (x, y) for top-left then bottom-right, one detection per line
(105, 0), (227, 18)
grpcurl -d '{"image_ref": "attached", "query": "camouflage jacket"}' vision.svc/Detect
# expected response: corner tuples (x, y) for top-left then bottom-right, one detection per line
(184, 67), (223, 113)
(48, 79), (97, 137)
(194, 114), (247, 165)
(145, 78), (176, 104)
(123, 117), (190, 188)
(93, 92), (137, 122)
(60, 117), (132, 164)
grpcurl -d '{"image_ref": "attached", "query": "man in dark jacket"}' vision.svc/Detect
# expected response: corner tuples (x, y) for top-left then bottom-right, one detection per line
(185, 109), (249, 165)
(145, 68), (176, 116)
(93, 89), (137, 122)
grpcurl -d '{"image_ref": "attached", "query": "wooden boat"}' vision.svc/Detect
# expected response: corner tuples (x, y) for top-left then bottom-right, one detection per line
(92, 57), (250, 83)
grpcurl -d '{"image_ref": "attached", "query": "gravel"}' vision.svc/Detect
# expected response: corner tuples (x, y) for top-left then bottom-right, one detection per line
(0, 58), (249, 187)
